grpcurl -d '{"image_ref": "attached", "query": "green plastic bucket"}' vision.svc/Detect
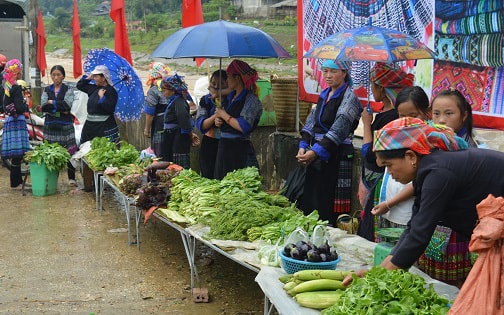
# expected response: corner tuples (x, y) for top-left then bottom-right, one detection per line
(29, 162), (59, 196)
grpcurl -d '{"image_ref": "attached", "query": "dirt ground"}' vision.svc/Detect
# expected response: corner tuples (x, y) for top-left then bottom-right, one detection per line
(0, 165), (268, 314)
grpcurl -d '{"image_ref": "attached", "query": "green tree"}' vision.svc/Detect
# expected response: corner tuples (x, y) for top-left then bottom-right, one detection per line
(53, 7), (71, 31)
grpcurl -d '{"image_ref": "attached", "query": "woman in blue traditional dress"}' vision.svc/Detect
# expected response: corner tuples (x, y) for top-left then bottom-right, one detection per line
(160, 74), (194, 169)
(1, 59), (31, 189)
(41, 65), (78, 186)
(295, 60), (362, 225)
(196, 69), (228, 179)
(143, 62), (170, 157)
(213, 60), (263, 180)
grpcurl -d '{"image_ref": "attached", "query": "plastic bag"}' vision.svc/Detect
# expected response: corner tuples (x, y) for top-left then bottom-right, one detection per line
(283, 227), (309, 247)
(449, 194), (504, 315)
(258, 239), (281, 267)
(311, 225), (332, 247)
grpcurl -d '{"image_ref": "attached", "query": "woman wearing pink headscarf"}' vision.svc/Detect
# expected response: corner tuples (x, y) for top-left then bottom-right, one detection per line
(143, 62), (170, 157)
(1, 59), (30, 189)
(213, 60), (263, 180)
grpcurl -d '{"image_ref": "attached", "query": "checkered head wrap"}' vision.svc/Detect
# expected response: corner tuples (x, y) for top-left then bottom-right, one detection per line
(2, 59), (23, 97)
(370, 62), (414, 106)
(163, 73), (188, 94)
(146, 62), (170, 87)
(373, 117), (468, 155)
(226, 59), (259, 90)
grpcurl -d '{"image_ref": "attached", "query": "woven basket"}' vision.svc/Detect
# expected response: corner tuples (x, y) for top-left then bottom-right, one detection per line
(279, 251), (341, 274)
(271, 78), (312, 132)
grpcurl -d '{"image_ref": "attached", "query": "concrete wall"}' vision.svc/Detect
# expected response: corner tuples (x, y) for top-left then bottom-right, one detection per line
(232, 0), (273, 17)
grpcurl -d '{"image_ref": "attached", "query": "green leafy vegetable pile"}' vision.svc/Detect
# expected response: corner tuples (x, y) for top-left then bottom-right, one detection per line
(165, 167), (327, 242)
(84, 137), (140, 170)
(24, 141), (71, 172)
(321, 267), (450, 315)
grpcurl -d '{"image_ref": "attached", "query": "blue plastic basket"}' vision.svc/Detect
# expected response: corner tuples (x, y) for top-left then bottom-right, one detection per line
(279, 251), (341, 274)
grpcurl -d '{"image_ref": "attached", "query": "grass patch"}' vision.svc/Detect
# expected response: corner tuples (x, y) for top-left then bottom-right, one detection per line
(46, 23), (298, 76)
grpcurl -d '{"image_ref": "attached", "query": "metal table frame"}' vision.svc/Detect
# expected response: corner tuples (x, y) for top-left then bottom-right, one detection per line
(80, 158), (103, 210)
(152, 212), (275, 313)
(99, 175), (141, 250)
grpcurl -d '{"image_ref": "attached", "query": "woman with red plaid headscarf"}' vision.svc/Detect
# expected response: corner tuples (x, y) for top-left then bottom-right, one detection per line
(344, 117), (504, 287)
(357, 62), (415, 241)
(213, 60), (263, 180)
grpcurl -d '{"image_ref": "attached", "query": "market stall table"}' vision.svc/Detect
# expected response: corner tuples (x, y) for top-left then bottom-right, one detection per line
(99, 174), (140, 249)
(149, 210), (460, 314)
(255, 228), (461, 315)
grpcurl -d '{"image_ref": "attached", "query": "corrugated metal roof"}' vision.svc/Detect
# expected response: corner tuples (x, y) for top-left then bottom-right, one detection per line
(3, 0), (29, 14)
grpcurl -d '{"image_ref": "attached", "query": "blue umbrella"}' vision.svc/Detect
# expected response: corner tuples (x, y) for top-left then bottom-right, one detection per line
(151, 20), (291, 59)
(83, 48), (145, 122)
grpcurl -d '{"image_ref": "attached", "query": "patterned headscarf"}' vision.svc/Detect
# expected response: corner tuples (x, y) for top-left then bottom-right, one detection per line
(373, 117), (468, 155)
(163, 73), (188, 95)
(146, 62), (170, 87)
(226, 59), (259, 91)
(2, 59), (23, 97)
(370, 62), (414, 106)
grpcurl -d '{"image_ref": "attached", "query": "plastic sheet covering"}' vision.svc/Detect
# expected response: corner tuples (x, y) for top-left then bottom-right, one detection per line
(186, 224), (262, 269)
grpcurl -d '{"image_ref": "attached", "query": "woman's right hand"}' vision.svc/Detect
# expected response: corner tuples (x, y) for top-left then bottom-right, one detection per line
(361, 109), (373, 126)
(214, 117), (224, 127)
(143, 129), (151, 138)
(342, 269), (367, 286)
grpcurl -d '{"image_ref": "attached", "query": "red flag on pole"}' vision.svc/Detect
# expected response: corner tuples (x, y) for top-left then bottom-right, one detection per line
(72, 0), (82, 78)
(182, 0), (204, 67)
(36, 9), (47, 77)
(110, 0), (133, 65)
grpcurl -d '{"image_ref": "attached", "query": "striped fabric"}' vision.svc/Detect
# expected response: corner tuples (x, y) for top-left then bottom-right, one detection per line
(435, 11), (503, 35)
(435, 33), (504, 67)
(1, 117), (30, 159)
(44, 124), (78, 155)
(436, 0), (504, 20)
(334, 154), (353, 214)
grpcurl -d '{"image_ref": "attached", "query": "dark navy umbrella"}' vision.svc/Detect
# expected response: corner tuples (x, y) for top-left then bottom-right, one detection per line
(151, 20), (291, 59)
(83, 48), (145, 122)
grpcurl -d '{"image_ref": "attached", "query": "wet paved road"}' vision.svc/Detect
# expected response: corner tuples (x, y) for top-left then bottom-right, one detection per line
(0, 165), (265, 314)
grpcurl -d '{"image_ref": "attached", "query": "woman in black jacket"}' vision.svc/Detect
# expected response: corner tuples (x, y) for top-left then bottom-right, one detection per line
(76, 65), (119, 144)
